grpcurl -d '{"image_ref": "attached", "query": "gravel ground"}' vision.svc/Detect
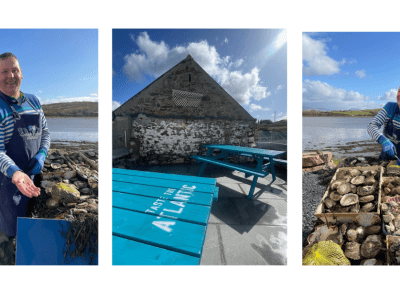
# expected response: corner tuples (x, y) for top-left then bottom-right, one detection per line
(302, 172), (328, 245)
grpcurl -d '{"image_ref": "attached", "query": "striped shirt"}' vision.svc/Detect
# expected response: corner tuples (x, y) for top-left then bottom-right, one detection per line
(0, 92), (50, 178)
(367, 102), (400, 142)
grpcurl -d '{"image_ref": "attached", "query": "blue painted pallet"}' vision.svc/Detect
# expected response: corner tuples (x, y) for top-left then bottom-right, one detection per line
(113, 236), (199, 265)
(113, 173), (216, 194)
(113, 208), (206, 257)
(113, 181), (214, 206)
(113, 192), (211, 225)
(112, 169), (217, 265)
(16, 218), (98, 265)
(113, 168), (217, 186)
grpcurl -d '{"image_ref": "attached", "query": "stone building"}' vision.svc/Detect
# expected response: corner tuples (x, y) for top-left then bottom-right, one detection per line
(113, 54), (256, 165)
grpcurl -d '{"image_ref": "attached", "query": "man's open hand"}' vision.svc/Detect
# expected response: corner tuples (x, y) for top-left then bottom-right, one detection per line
(11, 171), (40, 198)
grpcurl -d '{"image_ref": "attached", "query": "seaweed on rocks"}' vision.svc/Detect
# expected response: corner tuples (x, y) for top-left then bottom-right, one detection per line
(59, 214), (98, 265)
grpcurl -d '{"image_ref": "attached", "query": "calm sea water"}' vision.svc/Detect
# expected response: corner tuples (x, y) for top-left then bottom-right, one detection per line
(46, 118), (98, 142)
(302, 117), (382, 151)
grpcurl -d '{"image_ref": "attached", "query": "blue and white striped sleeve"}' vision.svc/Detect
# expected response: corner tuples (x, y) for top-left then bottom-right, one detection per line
(367, 106), (388, 141)
(0, 117), (20, 178)
(38, 109), (50, 158)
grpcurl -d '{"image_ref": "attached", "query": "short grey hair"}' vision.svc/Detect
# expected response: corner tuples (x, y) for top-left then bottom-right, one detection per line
(0, 52), (18, 61)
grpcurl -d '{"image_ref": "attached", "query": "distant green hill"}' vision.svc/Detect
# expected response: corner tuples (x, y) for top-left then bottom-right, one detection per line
(303, 108), (381, 117)
(257, 119), (287, 132)
(42, 102), (98, 117)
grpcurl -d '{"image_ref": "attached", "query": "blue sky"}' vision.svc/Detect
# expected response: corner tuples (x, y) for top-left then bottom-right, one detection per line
(303, 32), (400, 111)
(113, 29), (287, 121)
(0, 29), (98, 105)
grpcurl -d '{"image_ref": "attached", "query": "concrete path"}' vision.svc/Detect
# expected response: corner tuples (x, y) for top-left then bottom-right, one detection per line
(134, 162), (287, 265)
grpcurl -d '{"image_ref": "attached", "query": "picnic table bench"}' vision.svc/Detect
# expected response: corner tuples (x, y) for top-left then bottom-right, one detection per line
(191, 144), (286, 200)
(112, 168), (218, 265)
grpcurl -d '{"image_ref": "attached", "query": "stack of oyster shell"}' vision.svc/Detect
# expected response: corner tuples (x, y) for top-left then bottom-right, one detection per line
(342, 213), (383, 264)
(324, 168), (379, 213)
(387, 236), (400, 264)
(36, 149), (98, 219)
(381, 177), (400, 235)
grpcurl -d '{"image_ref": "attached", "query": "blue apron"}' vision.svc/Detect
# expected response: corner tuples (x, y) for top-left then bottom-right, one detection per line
(380, 104), (400, 160)
(0, 97), (42, 237)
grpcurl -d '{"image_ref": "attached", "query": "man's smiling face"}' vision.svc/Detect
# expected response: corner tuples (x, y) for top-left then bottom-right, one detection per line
(0, 57), (23, 98)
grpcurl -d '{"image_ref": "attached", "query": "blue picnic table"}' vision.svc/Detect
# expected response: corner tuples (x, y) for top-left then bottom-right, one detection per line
(191, 144), (286, 199)
(112, 168), (218, 265)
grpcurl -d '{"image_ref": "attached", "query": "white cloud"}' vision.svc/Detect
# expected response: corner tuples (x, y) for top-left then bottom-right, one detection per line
(302, 79), (379, 110)
(379, 88), (397, 101)
(224, 37), (228, 44)
(302, 34), (341, 76)
(122, 31), (269, 105)
(275, 85), (284, 93)
(355, 69), (366, 78)
(40, 95), (98, 105)
(112, 101), (121, 111)
(276, 114), (287, 121)
(249, 103), (270, 112)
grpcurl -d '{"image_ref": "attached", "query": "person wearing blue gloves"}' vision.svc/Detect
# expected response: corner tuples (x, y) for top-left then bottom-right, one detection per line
(0, 52), (50, 254)
(367, 86), (400, 161)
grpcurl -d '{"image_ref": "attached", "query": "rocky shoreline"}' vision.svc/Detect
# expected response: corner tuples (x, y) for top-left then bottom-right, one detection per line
(304, 140), (382, 160)
(28, 141), (98, 220)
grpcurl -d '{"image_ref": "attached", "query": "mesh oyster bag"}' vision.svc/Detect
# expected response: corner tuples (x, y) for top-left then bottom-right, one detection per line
(303, 241), (350, 265)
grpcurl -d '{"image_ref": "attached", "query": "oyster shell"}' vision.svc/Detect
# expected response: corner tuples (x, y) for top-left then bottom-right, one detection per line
(51, 163), (61, 169)
(349, 169), (361, 177)
(364, 176), (376, 185)
(340, 193), (359, 206)
(360, 203), (375, 212)
(365, 225), (381, 235)
(329, 191), (342, 201)
(351, 176), (365, 185)
(357, 185), (375, 196)
(383, 213), (395, 223)
(359, 195), (374, 203)
(354, 213), (381, 227)
(331, 180), (345, 190)
(361, 235), (382, 258)
(360, 258), (382, 265)
(338, 183), (352, 195)
(336, 169), (348, 179)
(324, 199), (336, 209)
(344, 242), (361, 260)
(346, 229), (357, 242)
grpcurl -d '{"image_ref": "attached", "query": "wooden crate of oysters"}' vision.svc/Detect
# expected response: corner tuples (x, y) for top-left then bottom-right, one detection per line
(314, 166), (383, 224)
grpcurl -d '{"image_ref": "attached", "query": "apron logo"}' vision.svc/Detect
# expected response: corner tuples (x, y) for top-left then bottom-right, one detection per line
(13, 194), (21, 205)
(18, 125), (40, 140)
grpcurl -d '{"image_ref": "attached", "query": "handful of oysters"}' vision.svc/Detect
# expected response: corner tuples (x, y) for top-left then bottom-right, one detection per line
(324, 168), (379, 213)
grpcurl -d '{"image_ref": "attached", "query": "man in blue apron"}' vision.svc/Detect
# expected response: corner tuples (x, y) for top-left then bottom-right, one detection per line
(0, 52), (51, 263)
(367, 86), (400, 160)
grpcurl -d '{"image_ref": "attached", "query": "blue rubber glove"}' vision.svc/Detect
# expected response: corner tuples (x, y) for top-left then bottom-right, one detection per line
(26, 153), (45, 175)
(378, 135), (397, 158)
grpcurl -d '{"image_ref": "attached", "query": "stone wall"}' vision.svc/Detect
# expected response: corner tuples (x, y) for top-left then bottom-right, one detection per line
(112, 116), (132, 150)
(131, 114), (256, 165)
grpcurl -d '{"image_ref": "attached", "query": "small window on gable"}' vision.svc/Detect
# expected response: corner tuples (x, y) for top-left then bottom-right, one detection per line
(172, 89), (203, 107)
